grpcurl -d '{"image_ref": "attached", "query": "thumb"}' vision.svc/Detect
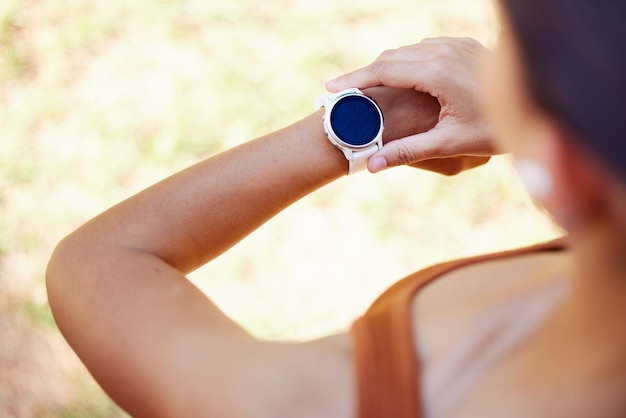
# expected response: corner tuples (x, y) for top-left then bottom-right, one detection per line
(368, 127), (455, 173)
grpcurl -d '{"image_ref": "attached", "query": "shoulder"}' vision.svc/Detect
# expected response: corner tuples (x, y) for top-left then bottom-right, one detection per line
(414, 247), (571, 324)
(412, 247), (572, 416)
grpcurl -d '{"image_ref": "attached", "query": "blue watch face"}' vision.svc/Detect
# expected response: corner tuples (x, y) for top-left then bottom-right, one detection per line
(329, 95), (382, 146)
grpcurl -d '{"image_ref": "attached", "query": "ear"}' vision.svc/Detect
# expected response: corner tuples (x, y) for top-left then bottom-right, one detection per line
(523, 116), (605, 232)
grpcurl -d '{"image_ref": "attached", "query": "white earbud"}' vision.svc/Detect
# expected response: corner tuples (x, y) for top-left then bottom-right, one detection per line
(515, 158), (553, 200)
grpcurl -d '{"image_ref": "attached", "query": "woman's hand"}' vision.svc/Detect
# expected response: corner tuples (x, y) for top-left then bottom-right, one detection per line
(327, 37), (495, 174)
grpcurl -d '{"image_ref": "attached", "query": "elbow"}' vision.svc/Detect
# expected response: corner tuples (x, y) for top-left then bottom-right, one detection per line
(46, 235), (72, 324)
(45, 232), (88, 328)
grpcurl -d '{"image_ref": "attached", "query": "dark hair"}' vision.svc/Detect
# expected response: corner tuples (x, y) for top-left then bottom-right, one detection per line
(502, 0), (626, 180)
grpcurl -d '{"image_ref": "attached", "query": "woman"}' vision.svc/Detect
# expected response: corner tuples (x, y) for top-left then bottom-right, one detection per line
(46, 1), (626, 417)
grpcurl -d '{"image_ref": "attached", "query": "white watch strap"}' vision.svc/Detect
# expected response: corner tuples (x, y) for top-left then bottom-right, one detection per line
(348, 144), (380, 174)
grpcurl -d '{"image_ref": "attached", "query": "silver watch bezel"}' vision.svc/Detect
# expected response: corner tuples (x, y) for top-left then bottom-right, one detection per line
(321, 89), (384, 151)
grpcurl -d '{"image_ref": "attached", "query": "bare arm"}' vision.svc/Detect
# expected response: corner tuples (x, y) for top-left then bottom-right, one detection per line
(46, 88), (439, 417)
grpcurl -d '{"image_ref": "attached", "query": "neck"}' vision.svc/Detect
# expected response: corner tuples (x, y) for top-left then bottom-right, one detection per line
(557, 221), (626, 341)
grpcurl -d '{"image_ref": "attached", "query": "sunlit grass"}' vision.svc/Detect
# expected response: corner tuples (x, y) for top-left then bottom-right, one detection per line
(0, 0), (559, 415)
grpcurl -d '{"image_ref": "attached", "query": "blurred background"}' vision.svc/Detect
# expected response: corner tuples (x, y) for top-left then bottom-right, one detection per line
(0, 0), (561, 416)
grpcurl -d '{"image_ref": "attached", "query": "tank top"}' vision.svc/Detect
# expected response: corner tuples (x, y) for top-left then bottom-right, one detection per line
(350, 239), (566, 418)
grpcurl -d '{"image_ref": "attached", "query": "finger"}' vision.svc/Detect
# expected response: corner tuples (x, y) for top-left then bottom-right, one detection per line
(326, 42), (444, 92)
(368, 130), (446, 172)
(327, 36), (487, 93)
(326, 59), (443, 95)
(327, 37), (483, 92)
(368, 126), (491, 172)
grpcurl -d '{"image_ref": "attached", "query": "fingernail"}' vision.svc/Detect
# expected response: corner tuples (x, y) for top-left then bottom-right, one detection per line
(325, 78), (337, 89)
(369, 156), (387, 173)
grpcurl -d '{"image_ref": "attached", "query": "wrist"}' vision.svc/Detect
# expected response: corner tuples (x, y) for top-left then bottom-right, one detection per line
(289, 109), (350, 178)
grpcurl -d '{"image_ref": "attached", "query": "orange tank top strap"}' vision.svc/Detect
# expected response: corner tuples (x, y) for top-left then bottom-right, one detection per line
(350, 238), (567, 418)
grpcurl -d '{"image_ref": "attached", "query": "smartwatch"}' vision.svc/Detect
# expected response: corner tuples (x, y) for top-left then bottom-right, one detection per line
(314, 88), (384, 174)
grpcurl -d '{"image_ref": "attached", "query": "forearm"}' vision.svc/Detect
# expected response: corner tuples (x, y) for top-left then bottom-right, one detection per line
(57, 87), (439, 274)
(65, 110), (344, 274)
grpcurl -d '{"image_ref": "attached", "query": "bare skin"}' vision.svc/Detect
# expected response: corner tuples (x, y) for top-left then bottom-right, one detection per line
(327, 15), (626, 418)
(46, 87), (444, 418)
(47, 20), (626, 418)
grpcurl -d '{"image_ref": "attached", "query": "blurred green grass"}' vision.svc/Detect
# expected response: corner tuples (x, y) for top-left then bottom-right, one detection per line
(0, 0), (560, 416)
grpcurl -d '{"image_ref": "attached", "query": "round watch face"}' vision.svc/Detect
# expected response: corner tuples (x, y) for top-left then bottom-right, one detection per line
(329, 95), (382, 147)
